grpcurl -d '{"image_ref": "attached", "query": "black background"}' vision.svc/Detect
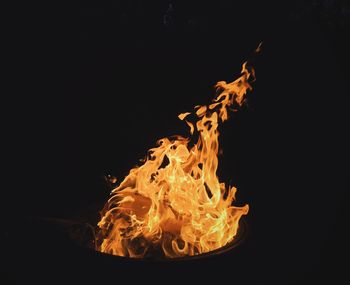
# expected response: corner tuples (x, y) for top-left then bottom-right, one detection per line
(3, 1), (349, 284)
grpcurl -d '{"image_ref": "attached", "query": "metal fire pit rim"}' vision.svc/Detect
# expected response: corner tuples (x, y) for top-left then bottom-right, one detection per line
(90, 218), (248, 263)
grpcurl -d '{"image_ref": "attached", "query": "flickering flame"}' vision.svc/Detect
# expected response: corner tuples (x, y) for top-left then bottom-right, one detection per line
(96, 52), (258, 258)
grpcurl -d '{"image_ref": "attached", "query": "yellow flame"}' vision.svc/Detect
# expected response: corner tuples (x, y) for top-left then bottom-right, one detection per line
(96, 59), (256, 258)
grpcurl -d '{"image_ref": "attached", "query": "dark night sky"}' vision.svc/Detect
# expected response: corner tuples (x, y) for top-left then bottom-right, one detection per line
(2, 1), (349, 284)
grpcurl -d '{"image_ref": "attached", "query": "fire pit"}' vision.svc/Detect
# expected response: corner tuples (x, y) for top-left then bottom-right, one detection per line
(68, 215), (248, 261)
(5, 213), (252, 284)
(92, 45), (260, 260)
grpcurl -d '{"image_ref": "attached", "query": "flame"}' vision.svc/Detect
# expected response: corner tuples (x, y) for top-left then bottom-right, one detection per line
(96, 56), (258, 258)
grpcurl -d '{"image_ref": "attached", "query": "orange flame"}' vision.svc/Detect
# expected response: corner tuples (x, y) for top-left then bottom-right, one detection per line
(96, 56), (258, 258)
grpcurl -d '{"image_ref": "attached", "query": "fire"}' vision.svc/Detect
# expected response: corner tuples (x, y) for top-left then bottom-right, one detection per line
(96, 52), (259, 258)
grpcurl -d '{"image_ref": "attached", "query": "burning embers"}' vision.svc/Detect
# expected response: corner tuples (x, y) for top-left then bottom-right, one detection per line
(96, 49), (259, 258)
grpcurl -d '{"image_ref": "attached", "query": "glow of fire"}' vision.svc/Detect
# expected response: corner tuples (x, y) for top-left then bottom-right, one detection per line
(96, 52), (259, 258)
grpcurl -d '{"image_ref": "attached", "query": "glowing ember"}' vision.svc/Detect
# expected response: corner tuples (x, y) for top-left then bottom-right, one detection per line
(96, 48), (260, 258)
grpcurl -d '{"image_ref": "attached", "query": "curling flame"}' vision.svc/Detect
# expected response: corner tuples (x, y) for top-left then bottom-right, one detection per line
(96, 59), (257, 258)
